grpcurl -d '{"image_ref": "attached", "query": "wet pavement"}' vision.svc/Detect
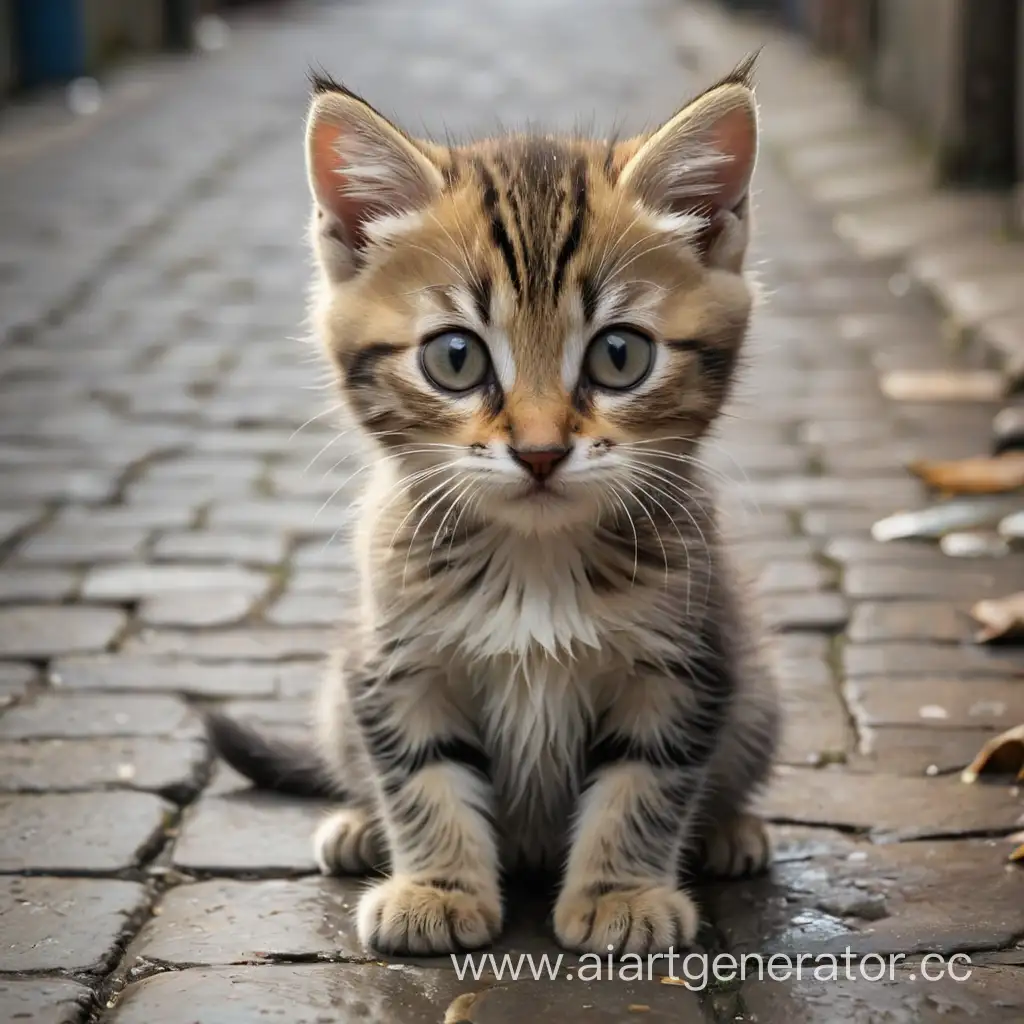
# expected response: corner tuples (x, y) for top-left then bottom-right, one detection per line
(0, 0), (1023, 1020)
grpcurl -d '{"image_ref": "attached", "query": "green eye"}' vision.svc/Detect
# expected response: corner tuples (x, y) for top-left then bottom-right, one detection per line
(420, 331), (491, 392)
(585, 328), (654, 390)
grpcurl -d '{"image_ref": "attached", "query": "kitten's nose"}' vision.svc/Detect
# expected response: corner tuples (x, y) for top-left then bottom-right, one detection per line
(510, 445), (571, 481)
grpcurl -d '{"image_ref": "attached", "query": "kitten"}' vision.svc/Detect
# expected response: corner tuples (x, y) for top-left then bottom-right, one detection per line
(207, 59), (779, 958)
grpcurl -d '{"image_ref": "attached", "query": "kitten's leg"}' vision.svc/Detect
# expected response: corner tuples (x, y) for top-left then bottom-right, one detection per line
(314, 805), (387, 875)
(349, 666), (502, 955)
(313, 663), (389, 876)
(697, 680), (778, 879)
(699, 813), (770, 878)
(554, 645), (735, 955)
(554, 756), (704, 955)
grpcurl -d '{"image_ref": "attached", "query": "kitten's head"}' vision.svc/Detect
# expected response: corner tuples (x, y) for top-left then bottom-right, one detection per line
(307, 65), (758, 536)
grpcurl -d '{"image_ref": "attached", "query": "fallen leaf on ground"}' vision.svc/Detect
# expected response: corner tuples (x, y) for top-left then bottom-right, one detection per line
(999, 510), (1024, 541)
(907, 453), (1024, 495)
(871, 497), (1021, 541)
(961, 724), (1024, 783)
(1012, 843), (1024, 863)
(993, 405), (1024, 455)
(445, 992), (486, 1023)
(881, 370), (1006, 402)
(939, 532), (1010, 558)
(971, 593), (1024, 643)
(660, 977), (689, 987)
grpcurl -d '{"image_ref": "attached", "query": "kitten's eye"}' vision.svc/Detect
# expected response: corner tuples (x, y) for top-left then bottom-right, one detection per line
(420, 331), (490, 393)
(585, 328), (653, 390)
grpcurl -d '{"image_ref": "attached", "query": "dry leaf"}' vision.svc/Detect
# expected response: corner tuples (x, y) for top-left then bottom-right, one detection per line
(871, 497), (1021, 541)
(660, 977), (690, 987)
(961, 724), (1024, 783)
(881, 370), (1006, 402)
(939, 532), (1009, 558)
(971, 593), (1024, 643)
(444, 992), (486, 1023)
(907, 453), (1024, 495)
(1011, 843), (1024, 863)
(628, 1006), (651, 1013)
(993, 405), (1024, 455)
(999, 510), (1024, 541)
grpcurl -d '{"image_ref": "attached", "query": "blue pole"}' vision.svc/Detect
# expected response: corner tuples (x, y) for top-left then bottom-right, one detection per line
(15, 0), (86, 87)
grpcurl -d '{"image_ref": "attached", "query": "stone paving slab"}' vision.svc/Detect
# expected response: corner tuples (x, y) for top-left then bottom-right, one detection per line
(130, 878), (365, 964)
(122, 628), (333, 661)
(0, 662), (36, 707)
(843, 643), (1024, 679)
(16, 525), (151, 565)
(105, 963), (713, 1024)
(845, 676), (1024, 733)
(50, 656), (294, 698)
(0, 570), (82, 602)
(151, 530), (288, 567)
(0, 695), (198, 740)
(0, 792), (172, 872)
(708, 838), (1024, 957)
(761, 769), (1022, 841)
(776, 668), (853, 768)
(0, 977), (94, 1024)
(0, 877), (149, 972)
(847, 602), (972, 644)
(0, 606), (125, 658)
(138, 591), (258, 629)
(734, 966), (1024, 1024)
(850, 726), (1004, 777)
(81, 565), (269, 602)
(171, 793), (331, 874)
(0, 738), (206, 799)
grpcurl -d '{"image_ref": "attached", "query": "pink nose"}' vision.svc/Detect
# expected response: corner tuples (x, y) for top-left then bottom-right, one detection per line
(510, 446), (570, 480)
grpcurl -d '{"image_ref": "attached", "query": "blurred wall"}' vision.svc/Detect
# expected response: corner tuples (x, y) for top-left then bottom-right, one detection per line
(873, 0), (960, 157)
(775, 0), (1021, 192)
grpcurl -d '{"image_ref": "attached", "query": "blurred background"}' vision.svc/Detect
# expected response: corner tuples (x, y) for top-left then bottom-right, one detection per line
(0, 2), (1024, 1021)
(2, 1), (1022, 188)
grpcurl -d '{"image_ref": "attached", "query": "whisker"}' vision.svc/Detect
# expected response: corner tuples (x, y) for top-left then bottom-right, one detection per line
(628, 466), (712, 579)
(401, 476), (465, 588)
(607, 484), (640, 585)
(289, 403), (341, 441)
(621, 479), (670, 589)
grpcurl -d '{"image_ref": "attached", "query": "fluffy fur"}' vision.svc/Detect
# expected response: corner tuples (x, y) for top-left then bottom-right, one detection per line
(207, 58), (779, 958)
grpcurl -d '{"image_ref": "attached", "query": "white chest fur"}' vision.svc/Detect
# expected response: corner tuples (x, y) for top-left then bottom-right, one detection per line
(375, 527), (685, 865)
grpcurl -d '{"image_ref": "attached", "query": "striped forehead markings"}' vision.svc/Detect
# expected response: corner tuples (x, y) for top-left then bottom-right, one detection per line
(475, 158), (523, 299)
(473, 147), (590, 307)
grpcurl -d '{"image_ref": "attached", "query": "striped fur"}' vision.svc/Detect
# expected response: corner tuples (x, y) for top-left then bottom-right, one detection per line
(209, 60), (779, 957)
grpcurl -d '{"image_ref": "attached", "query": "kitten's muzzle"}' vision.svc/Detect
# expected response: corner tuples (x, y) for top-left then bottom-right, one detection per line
(509, 444), (571, 481)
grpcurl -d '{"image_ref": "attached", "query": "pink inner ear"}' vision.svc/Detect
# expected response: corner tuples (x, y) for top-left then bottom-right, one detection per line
(310, 120), (382, 251)
(707, 105), (757, 212)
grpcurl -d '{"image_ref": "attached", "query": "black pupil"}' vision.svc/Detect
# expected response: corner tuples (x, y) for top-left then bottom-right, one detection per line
(448, 336), (468, 374)
(607, 335), (628, 372)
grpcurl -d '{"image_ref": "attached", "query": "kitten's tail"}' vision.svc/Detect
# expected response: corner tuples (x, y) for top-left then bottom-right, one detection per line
(203, 712), (340, 799)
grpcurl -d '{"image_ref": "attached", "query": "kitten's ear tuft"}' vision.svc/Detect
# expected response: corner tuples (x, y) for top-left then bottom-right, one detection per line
(618, 64), (759, 269)
(306, 84), (444, 280)
(308, 68), (346, 95)
(715, 51), (759, 90)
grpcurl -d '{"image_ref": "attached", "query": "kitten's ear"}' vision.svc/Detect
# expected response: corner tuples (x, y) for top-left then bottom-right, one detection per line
(618, 61), (759, 270)
(306, 79), (444, 281)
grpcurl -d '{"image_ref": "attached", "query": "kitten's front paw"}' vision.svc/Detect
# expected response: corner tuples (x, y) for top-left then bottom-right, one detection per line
(700, 813), (771, 879)
(313, 807), (385, 875)
(357, 875), (502, 955)
(553, 882), (699, 955)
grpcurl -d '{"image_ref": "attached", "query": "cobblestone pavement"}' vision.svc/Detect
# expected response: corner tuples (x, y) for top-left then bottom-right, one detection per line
(1, 0), (1023, 1021)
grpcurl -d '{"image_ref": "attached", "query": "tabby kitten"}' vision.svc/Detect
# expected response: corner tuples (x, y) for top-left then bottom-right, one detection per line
(208, 60), (779, 958)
